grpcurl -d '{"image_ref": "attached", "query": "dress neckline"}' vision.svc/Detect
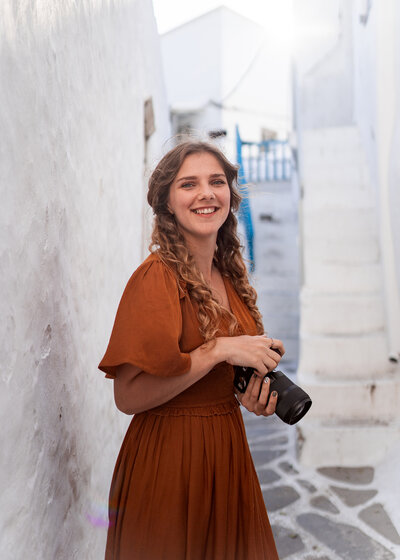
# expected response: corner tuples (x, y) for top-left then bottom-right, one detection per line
(221, 275), (234, 315)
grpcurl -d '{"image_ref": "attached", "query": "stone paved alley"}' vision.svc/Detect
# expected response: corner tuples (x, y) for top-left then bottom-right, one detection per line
(246, 182), (400, 559)
(243, 409), (400, 560)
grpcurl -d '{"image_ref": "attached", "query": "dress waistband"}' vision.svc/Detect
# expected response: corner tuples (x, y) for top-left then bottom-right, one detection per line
(146, 397), (240, 417)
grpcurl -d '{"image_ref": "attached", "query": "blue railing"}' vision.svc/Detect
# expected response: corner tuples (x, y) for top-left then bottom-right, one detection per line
(236, 126), (255, 270)
(240, 140), (292, 183)
(235, 126), (292, 271)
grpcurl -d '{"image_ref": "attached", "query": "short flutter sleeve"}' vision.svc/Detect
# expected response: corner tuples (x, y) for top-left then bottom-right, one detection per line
(98, 256), (191, 379)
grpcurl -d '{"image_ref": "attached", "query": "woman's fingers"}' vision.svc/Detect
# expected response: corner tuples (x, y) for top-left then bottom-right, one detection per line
(257, 376), (271, 407)
(241, 373), (278, 417)
(249, 373), (263, 401)
(224, 335), (274, 371)
(256, 377), (278, 416)
(224, 334), (286, 375)
(270, 338), (285, 356)
(242, 372), (260, 400)
(260, 349), (281, 373)
(265, 389), (278, 416)
(241, 373), (260, 411)
(264, 352), (280, 371)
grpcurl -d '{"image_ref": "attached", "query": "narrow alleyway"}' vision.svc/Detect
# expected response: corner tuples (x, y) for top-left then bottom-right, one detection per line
(250, 179), (300, 374)
(244, 183), (400, 560)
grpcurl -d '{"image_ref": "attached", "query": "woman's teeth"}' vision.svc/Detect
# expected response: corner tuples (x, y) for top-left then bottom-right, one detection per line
(193, 208), (216, 214)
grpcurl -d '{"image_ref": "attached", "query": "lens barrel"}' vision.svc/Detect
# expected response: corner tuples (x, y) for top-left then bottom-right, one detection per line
(267, 370), (312, 425)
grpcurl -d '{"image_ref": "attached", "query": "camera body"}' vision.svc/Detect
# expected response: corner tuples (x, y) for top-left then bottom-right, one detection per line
(233, 366), (312, 425)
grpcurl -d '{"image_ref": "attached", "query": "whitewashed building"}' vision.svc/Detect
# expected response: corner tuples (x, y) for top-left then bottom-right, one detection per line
(0, 1), (169, 558)
(294, 0), (400, 466)
(160, 6), (292, 157)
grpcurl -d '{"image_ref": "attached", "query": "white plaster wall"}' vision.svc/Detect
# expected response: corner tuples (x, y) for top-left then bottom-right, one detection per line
(219, 8), (266, 98)
(352, 0), (379, 185)
(0, 1), (169, 558)
(161, 9), (222, 110)
(173, 104), (223, 139)
(220, 10), (292, 157)
(295, 0), (354, 129)
(294, 0), (342, 76)
(374, 1), (400, 357)
(388, 2), (400, 305)
(161, 6), (292, 159)
(352, 0), (400, 356)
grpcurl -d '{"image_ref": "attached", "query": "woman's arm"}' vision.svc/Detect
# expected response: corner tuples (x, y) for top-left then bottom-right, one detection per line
(114, 334), (284, 414)
(114, 341), (221, 414)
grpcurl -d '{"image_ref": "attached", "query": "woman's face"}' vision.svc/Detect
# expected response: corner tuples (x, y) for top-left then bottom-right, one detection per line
(168, 152), (231, 245)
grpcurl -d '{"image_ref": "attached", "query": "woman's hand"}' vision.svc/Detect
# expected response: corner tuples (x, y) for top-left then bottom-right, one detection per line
(217, 334), (285, 375)
(235, 373), (278, 417)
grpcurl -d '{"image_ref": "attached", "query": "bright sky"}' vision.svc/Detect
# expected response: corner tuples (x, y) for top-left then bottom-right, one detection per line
(153, 0), (294, 50)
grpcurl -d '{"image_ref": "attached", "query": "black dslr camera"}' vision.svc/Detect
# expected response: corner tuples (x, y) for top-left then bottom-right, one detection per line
(233, 364), (312, 425)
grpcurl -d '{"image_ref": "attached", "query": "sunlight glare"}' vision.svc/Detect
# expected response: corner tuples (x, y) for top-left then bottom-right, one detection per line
(153, 0), (294, 53)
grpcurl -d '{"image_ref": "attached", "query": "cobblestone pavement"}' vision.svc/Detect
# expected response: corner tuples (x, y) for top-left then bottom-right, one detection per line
(243, 409), (400, 560)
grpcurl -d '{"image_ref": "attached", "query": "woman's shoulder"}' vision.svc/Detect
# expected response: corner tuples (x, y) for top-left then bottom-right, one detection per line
(130, 252), (162, 275)
(125, 252), (182, 295)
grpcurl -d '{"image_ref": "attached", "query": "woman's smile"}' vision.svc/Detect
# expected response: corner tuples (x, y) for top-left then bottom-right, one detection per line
(192, 206), (219, 215)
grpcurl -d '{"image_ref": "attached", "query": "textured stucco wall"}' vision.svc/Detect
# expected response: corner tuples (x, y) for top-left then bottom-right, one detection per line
(374, 0), (400, 355)
(0, 1), (169, 558)
(161, 9), (223, 110)
(388, 1), (400, 304)
(345, 0), (400, 355)
(294, 0), (354, 130)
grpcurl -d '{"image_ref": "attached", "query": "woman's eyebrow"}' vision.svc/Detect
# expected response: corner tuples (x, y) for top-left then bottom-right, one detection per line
(176, 175), (197, 183)
(176, 173), (226, 183)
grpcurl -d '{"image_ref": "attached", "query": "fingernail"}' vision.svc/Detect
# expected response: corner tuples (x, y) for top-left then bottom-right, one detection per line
(253, 373), (258, 379)
(272, 391), (277, 397)
(263, 377), (270, 383)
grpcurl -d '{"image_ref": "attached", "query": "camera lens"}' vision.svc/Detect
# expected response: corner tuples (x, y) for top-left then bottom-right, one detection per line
(267, 370), (312, 425)
(233, 366), (312, 425)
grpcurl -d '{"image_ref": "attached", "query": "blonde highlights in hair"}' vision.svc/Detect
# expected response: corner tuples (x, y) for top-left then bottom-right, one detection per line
(147, 141), (263, 341)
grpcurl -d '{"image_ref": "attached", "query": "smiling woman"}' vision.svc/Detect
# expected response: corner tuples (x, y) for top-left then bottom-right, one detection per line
(98, 140), (284, 559)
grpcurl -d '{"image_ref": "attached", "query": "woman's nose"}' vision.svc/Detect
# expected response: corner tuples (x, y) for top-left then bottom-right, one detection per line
(198, 182), (216, 199)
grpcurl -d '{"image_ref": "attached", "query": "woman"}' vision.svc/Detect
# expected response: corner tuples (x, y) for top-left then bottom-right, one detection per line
(99, 141), (284, 559)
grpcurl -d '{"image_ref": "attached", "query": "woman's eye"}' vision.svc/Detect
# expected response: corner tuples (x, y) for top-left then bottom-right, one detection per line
(212, 180), (226, 186)
(181, 182), (195, 189)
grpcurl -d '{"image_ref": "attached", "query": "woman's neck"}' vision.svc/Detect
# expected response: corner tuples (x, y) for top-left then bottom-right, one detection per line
(195, 253), (215, 285)
(185, 236), (217, 285)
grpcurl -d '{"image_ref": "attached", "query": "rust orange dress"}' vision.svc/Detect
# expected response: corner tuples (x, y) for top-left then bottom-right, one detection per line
(99, 253), (278, 560)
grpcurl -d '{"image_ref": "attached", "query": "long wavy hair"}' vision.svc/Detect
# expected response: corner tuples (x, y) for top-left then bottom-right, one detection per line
(147, 141), (264, 341)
